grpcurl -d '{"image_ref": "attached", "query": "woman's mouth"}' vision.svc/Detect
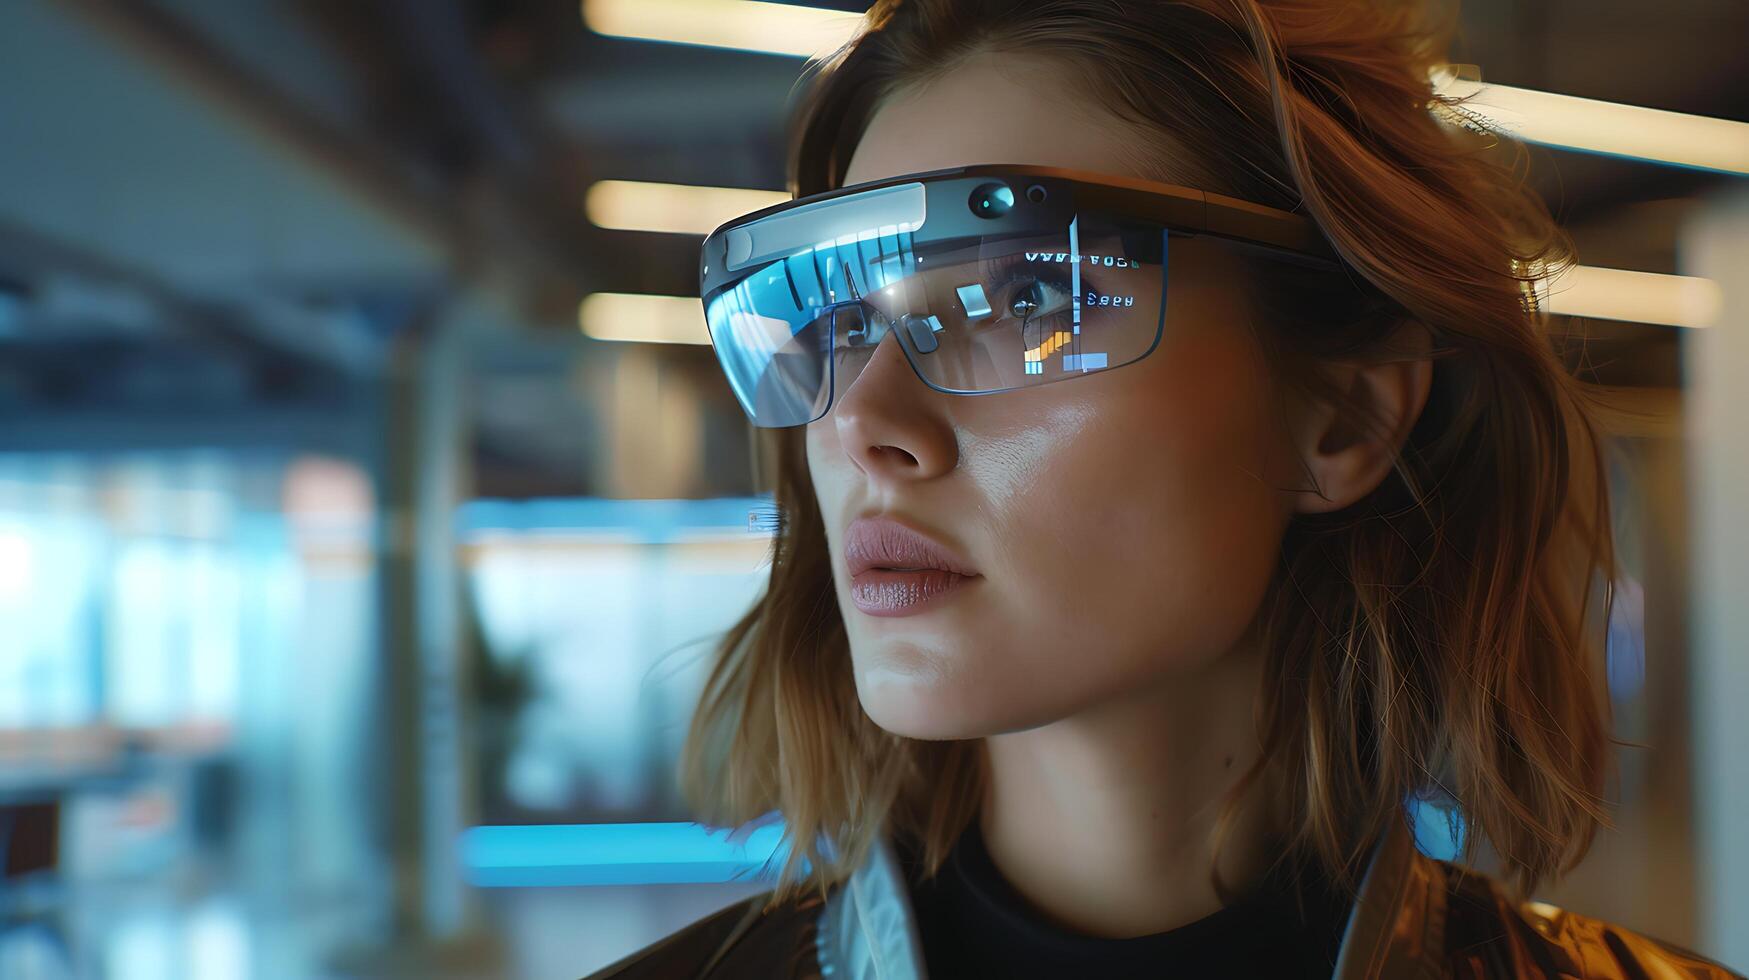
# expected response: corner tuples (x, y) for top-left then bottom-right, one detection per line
(849, 567), (977, 616)
(843, 515), (980, 618)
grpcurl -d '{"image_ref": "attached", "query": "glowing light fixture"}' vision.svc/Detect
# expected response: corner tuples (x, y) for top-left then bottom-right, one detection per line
(1430, 66), (1749, 176)
(1539, 265), (1722, 329)
(586, 180), (789, 235)
(460, 820), (793, 886)
(580, 292), (712, 345)
(581, 0), (862, 58)
(577, 7), (1749, 174)
(578, 266), (1720, 349)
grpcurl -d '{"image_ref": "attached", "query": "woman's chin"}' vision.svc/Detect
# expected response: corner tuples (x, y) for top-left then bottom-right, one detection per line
(855, 667), (989, 740)
(854, 666), (1058, 741)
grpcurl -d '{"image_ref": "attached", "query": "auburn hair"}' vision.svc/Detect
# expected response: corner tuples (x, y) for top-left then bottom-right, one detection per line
(680, 0), (1623, 907)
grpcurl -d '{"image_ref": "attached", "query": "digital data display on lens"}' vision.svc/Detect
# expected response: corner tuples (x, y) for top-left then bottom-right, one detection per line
(704, 196), (1167, 425)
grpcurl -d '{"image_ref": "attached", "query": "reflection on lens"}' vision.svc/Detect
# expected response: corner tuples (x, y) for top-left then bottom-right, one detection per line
(956, 283), (993, 319)
(904, 315), (942, 354)
(702, 197), (1169, 426)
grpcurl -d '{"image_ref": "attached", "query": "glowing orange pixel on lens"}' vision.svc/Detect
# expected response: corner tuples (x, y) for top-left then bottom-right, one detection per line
(1023, 330), (1075, 363)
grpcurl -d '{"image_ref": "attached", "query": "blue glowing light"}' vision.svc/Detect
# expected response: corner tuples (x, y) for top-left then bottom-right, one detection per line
(457, 496), (774, 543)
(1606, 572), (1647, 702)
(459, 820), (798, 888)
(1405, 793), (1467, 862)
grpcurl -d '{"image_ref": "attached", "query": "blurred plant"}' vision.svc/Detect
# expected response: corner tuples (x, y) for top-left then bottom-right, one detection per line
(460, 591), (536, 823)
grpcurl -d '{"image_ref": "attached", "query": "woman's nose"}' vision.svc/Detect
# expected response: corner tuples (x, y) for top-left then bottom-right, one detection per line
(829, 325), (958, 482)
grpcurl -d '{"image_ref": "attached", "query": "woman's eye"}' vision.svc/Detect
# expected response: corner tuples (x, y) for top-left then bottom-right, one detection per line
(1002, 277), (1073, 320)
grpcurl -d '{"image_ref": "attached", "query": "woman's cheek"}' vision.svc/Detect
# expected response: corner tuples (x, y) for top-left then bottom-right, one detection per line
(978, 356), (1279, 665)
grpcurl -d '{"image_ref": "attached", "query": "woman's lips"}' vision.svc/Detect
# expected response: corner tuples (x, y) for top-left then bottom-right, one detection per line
(843, 515), (980, 617)
(849, 567), (977, 617)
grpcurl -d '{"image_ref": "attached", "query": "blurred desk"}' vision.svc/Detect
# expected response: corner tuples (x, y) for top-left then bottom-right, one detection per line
(0, 721), (231, 802)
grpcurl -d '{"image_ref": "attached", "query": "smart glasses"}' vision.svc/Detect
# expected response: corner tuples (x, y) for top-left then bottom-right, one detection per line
(698, 163), (1339, 428)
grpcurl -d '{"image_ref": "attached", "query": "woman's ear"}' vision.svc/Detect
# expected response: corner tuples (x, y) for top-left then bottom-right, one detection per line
(1290, 320), (1434, 515)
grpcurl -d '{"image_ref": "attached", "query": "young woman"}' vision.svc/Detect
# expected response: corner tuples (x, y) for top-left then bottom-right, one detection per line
(589, 0), (1742, 976)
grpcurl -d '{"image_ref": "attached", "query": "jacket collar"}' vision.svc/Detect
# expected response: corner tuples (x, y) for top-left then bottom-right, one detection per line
(1331, 813), (1447, 980)
(813, 833), (930, 980)
(812, 813), (1439, 980)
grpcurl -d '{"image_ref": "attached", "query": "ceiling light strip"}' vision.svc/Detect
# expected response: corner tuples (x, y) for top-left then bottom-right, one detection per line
(581, 266), (1721, 348)
(1431, 66), (1749, 176)
(586, 180), (789, 236)
(581, 0), (861, 59)
(1539, 265), (1722, 329)
(580, 6), (1747, 174)
(580, 292), (713, 345)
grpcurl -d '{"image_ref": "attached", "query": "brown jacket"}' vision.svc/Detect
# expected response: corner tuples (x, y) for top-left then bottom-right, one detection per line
(583, 814), (1744, 979)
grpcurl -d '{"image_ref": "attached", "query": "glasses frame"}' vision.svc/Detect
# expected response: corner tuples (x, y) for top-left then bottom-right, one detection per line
(697, 163), (1344, 426)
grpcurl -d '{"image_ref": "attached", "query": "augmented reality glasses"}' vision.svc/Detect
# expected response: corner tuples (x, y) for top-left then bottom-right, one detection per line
(698, 164), (1339, 428)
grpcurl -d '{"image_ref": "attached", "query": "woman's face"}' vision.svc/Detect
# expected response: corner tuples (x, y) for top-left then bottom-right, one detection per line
(808, 51), (1302, 739)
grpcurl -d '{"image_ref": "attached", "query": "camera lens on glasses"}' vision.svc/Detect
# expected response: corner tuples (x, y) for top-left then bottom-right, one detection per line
(969, 182), (1014, 219)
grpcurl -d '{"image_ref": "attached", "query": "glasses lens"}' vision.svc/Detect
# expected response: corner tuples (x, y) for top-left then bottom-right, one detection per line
(702, 260), (837, 426)
(865, 216), (1168, 394)
(704, 193), (1168, 427)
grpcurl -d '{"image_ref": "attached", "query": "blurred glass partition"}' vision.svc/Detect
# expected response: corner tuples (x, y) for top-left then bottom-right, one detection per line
(457, 496), (777, 977)
(460, 496), (772, 824)
(0, 449), (388, 980)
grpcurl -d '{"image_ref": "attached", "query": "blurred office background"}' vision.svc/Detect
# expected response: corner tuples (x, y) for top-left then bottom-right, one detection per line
(0, 1), (1744, 977)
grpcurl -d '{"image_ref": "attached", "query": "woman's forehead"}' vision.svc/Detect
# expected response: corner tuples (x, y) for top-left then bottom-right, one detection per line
(844, 50), (1187, 188)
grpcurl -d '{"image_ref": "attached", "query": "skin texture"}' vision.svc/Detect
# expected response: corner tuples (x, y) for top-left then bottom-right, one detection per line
(808, 50), (1432, 939)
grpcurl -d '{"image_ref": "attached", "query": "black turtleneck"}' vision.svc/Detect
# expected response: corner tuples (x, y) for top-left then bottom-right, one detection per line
(899, 821), (1355, 980)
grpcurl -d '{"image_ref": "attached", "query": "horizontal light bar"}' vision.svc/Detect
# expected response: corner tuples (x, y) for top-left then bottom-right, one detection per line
(579, 9), (1748, 173)
(587, 180), (789, 236)
(579, 264), (1716, 348)
(1430, 66), (1749, 176)
(582, 0), (861, 58)
(1540, 265), (1721, 329)
(580, 292), (711, 345)
(460, 821), (795, 887)
(458, 496), (774, 538)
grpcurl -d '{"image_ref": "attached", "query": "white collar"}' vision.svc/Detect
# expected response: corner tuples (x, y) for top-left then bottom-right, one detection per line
(812, 833), (930, 980)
